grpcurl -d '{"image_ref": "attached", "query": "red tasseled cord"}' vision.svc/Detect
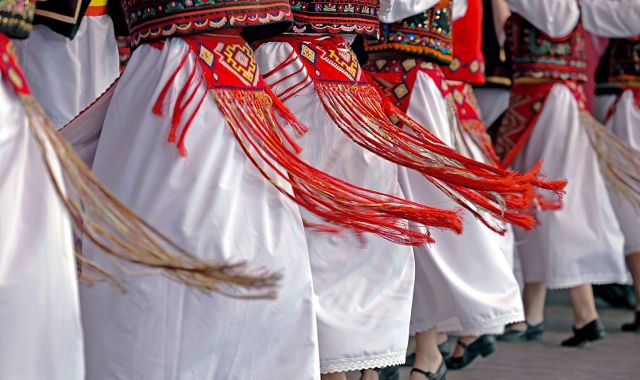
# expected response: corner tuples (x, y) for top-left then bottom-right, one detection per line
(152, 51), (209, 157)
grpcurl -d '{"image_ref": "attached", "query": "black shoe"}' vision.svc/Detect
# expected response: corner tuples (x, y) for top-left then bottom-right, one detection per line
(411, 360), (447, 380)
(497, 322), (544, 342)
(525, 322), (544, 341)
(444, 335), (495, 370)
(593, 284), (635, 310)
(561, 319), (605, 347)
(621, 311), (640, 332)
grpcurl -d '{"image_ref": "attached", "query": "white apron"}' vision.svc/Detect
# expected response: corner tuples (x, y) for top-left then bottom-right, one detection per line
(403, 71), (523, 337)
(79, 38), (319, 380)
(0, 73), (84, 380)
(254, 39), (415, 374)
(15, 15), (119, 128)
(511, 84), (628, 288)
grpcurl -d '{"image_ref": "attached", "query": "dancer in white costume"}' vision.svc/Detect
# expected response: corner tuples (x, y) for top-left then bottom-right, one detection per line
(364, 0), (524, 377)
(1, 3), (260, 378)
(0, 36), (84, 380)
(15, 0), (119, 129)
(591, 0), (640, 331)
(254, 39), (415, 378)
(495, 0), (640, 347)
(79, 37), (321, 380)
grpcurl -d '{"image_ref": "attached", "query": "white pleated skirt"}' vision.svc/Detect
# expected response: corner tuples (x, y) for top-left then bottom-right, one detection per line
(79, 38), (320, 380)
(604, 90), (640, 254)
(403, 71), (524, 336)
(15, 15), (119, 128)
(511, 83), (627, 289)
(254, 40), (415, 373)
(0, 73), (84, 379)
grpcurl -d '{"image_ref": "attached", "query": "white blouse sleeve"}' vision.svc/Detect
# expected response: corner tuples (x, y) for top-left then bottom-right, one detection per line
(580, 0), (640, 37)
(453, 0), (469, 21)
(380, 0), (443, 23)
(504, 0), (580, 38)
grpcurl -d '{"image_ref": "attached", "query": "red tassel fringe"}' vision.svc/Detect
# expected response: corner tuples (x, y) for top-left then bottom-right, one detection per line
(315, 79), (567, 232)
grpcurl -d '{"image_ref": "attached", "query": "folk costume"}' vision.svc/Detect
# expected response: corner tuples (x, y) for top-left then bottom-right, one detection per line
(14, 0), (119, 128)
(364, 0), (525, 338)
(252, 7), (417, 374)
(441, 0), (518, 272)
(1, 1), (274, 379)
(603, 13), (640, 254)
(495, 0), (638, 289)
(75, 0), (493, 378)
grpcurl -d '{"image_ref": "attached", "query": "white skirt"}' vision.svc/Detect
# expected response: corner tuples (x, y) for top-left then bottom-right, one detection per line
(0, 73), (84, 379)
(79, 38), (320, 380)
(15, 15), (119, 128)
(604, 90), (640, 254)
(403, 71), (523, 336)
(254, 40), (414, 373)
(511, 84), (627, 289)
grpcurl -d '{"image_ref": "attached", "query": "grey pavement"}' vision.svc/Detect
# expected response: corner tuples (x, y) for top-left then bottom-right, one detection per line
(347, 291), (640, 380)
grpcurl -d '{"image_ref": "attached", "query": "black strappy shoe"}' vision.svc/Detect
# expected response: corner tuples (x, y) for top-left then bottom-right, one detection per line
(621, 311), (640, 332)
(444, 335), (495, 370)
(411, 360), (447, 380)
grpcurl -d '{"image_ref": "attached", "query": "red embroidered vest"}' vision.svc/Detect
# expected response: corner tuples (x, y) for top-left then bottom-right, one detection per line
(441, 0), (484, 84)
(607, 37), (640, 84)
(290, 0), (380, 37)
(506, 14), (587, 82)
(364, 0), (453, 65)
(120, 0), (294, 47)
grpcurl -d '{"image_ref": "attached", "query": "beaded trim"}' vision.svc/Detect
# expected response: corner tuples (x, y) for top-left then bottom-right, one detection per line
(123, 0), (294, 47)
(364, 0), (452, 65)
(290, 0), (379, 37)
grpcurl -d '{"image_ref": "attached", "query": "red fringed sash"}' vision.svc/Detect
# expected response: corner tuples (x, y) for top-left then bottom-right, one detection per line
(497, 80), (640, 209)
(335, 49), (561, 231)
(494, 80), (588, 168)
(257, 36), (567, 232)
(149, 34), (470, 245)
(363, 56), (499, 165)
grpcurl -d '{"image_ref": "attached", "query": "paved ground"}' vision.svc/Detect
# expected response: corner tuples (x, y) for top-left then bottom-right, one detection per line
(347, 291), (640, 380)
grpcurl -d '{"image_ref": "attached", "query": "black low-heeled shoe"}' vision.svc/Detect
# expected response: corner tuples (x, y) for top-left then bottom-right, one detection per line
(621, 311), (640, 332)
(411, 360), (447, 380)
(561, 319), (605, 347)
(444, 335), (495, 370)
